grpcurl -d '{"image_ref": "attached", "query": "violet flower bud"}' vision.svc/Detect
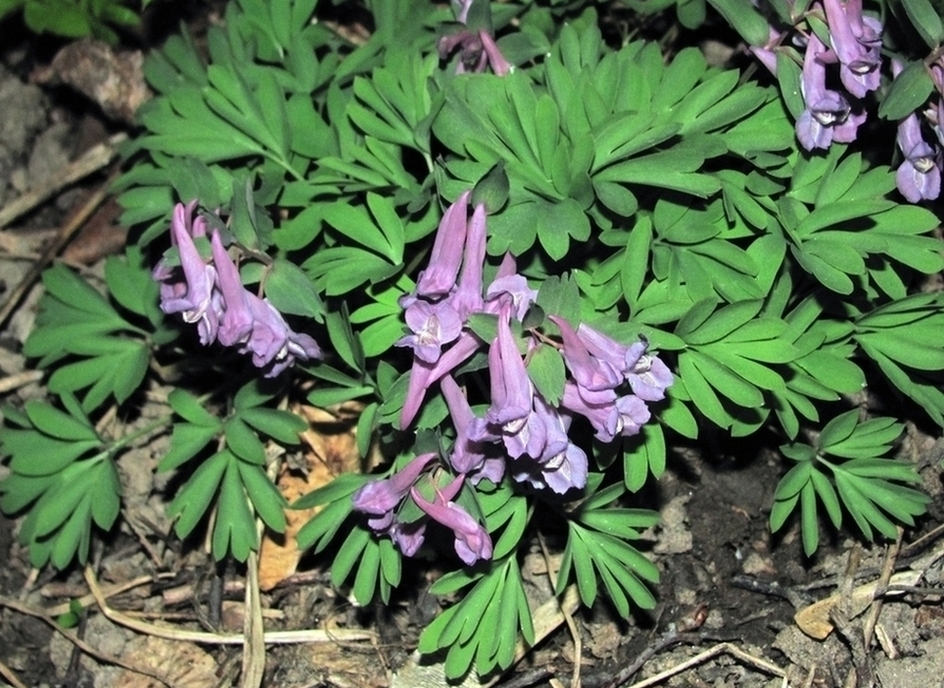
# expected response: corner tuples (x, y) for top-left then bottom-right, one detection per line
(211, 230), (254, 347)
(441, 375), (500, 479)
(158, 203), (217, 325)
(626, 354), (674, 402)
(891, 59), (941, 203)
(448, 201), (488, 320)
(549, 315), (622, 405)
(486, 306), (533, 430)
(400, 330), (482, 429)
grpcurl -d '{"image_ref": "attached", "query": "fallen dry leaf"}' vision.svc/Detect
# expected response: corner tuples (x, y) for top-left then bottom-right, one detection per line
(109, 635), (218, 688)
(257, 404), (365, 591)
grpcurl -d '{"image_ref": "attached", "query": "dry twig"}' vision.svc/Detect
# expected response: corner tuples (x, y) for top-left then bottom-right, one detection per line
(0, 593), (177, 688)
(0, 657), (29, 688)
(0, 369), (44, 394)
(83, 566), (375, 645)
(538, 531), (581, 688)
(0, 174), (115, 330)
(0, 133), (125, 231)
(862, 529), (902, 651)
(43, 572), (171, 617)
(623, 642), (787, 688)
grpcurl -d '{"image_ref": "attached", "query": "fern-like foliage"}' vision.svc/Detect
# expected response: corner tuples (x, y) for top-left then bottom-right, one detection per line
(771, 410), (929, 555)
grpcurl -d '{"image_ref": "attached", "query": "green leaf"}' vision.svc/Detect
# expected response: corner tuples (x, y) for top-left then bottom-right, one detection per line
(264, 259), (324, 320)
(239, 407), (306, 445)
(168, 389), (219, 427)
(325, 307), (366, 374)
(168, 451), (228, 539)
(224, 417), (266, 465)
(899, 0), (943, 50)
(24, 399), (97, 442)
(213, 456), (257, 560)
(879, 61), (934, 120)
(158, 423), (220, 472)
(527, 344), (566, 406)
(817, 409), (860, 449)
(622, 423), (666, 491)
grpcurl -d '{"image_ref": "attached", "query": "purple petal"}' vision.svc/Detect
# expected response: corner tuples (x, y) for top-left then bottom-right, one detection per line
(211, 231), (254, 347)
(416, 191), (471, 298)
(352, 453), (437, 517)
(487, 306), (533, 428)
(410, 486), (493, 565)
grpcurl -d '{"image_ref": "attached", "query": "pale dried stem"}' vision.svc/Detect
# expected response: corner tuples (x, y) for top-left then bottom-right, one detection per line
(0, 657), (29, 688)
(0, 369), (44, 394)
(83, 566), (375, 645)
(0, 592), (176, 688)
(0, 133), (125, 231)
(537, 531), (581, 688)
(0, 173), (114, 330)
(624, 643), (787, 688)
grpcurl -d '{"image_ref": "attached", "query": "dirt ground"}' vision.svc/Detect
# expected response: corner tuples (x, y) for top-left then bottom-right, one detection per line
(1, 11), (943, 688)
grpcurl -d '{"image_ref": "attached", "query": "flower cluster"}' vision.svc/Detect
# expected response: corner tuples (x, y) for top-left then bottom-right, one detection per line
(352, 190), (672, 564)
(153, 202), (322, 376)
(750, 0), (881, 152)
(747, 1), (944, 202)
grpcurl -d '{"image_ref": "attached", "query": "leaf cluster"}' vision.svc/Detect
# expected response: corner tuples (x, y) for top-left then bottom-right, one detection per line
(26, 0), (944, 677)
(0, 0), (143, 43)
(0, 394), (120, 568)
(23, 251), (173, 413)
(771, 410), (929, 555)
(161, 382), (306, 561)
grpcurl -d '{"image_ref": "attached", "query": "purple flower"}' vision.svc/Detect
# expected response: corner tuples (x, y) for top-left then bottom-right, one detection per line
(241, 293), (321, 377)
(822, 0), (882, 98)
(892, 60), (941, 203)
(352, 453), (438, 529)
(390, 520), (426, 556)
(541, 442), (589, 494)
(796, 33), (857, 150)
(400, 330), (482, 429)
(441, 375), (501, 481)
(750, 27), (782, 77)
(397, 300), (463, 363)
(561, 381), (620, 441)
(614, 394), (652, 434)
(576, 325), (648, 378)
(627, 354), (674, 402)
(549, 315), (622, 405)
(155, 203), (322, 376)
(895, 115), (941, 203)
(416, 191), (471, 298)
(448, 201), (488, 319)
(507, 399), (587, 493)
(211, 230), (254, 347)
(487, 274), (537, 321)
(156, 203), (217, 334)
(486, 306), (533, 431)
(410, 479), (493, 565)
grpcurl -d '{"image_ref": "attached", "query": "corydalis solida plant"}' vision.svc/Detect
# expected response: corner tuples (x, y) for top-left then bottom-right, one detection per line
(4, 0), (941, 679)
(352, 188), (672, 563)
